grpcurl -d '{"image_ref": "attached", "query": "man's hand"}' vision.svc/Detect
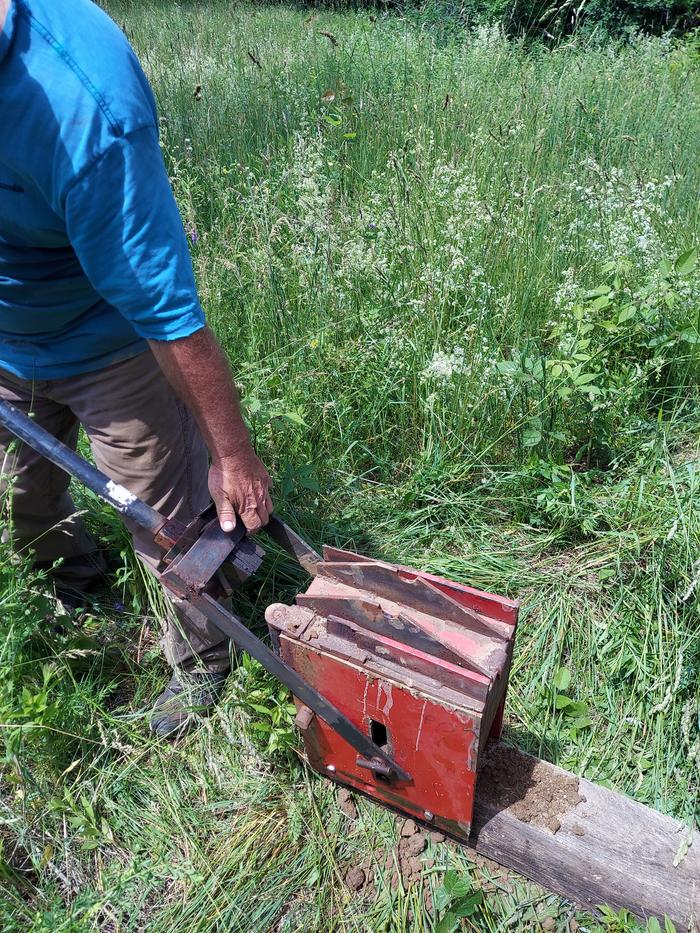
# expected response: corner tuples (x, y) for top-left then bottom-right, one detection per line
(149, 326), (274, 533)
(209, 449), (273, 534)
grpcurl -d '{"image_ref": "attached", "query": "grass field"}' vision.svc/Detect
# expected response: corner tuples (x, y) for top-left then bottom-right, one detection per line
(1, 2), (699, 930)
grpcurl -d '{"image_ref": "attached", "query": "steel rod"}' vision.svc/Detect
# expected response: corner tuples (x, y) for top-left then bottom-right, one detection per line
(187, 591), (412, 782)
(0, 398), (166, 536)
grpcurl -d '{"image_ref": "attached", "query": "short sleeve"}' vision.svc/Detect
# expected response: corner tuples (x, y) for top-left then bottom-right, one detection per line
(64, 126), (206, 341)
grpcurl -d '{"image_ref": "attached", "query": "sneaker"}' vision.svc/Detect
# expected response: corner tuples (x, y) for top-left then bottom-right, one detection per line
(150, 670), (228, 739)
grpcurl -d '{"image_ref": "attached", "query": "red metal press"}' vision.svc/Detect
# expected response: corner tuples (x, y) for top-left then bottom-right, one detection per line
(267, 547), (519, 840)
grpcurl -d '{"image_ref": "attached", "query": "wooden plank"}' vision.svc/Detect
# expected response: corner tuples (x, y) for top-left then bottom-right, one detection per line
(471, 744), (700, 931)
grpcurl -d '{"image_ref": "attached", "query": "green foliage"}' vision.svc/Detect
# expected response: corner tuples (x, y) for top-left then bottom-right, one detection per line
(229, 655), (299, 759)
(270, 0), (700, 37)
(456, 0), (698, 38)
(0, 547), (62, 765)
(594, 907), (677, 932)
(434, 868), (485, 932)
(489, 241), (700, 527)
(542, 248), (699, 451)
(2, 3), (699, 930)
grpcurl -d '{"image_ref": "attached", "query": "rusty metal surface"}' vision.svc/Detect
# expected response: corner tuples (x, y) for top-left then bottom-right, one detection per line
(162, 516), (245, 595)
(263, 515), (322, 575)
(269, 554), (519, 837)
(294, 705), (315, 731)
(0, 394), (520, 830)
(161, 589), (410, 782)
(303, 610), (492, 708)
(317, 560), (512, 643)
(153, 518), (187, 550)
(326, 617), (491, 706)
(322, 545), (519, 627)
(0, 396), (416, 782)
(304, 574), (506, 679)
(225, 536), (265, 582)
(295, 592), (468, 668)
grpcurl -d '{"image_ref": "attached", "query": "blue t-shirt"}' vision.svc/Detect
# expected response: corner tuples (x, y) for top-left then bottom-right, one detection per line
(0, 0), (205, 380)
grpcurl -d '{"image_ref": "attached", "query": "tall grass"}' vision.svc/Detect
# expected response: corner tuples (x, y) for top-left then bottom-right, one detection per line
(0, 3), (698, 930)
(125, 3), (700, 489)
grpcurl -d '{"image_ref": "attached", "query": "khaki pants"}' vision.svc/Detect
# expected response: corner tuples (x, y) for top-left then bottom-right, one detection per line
(0, 350), (230, 672)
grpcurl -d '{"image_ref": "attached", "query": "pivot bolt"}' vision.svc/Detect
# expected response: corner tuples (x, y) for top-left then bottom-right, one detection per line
(423, 810), (434, 821)
(327, 764), (336, 773)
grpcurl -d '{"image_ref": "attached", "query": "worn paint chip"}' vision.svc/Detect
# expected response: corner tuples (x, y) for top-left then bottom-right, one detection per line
(106, 480), (137, 509)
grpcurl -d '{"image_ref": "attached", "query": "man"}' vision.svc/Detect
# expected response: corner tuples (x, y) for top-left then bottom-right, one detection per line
(0, 0), (273, 736)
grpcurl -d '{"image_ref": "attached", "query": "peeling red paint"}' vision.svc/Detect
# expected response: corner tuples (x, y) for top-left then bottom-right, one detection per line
(266, 550), (518, 837)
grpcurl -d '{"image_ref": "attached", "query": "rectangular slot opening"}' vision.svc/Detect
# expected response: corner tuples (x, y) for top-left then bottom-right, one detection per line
(369, 719), (390, 782)
(370, 719), (388, 748)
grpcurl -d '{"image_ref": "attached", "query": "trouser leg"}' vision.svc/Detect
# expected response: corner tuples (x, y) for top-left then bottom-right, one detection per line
(0, 367), (104, 589)
(49, 350), (230, 672)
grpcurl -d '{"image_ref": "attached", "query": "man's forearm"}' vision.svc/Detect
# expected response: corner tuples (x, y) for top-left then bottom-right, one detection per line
(148, 325), (250, 460)
(148, 326), (272, 532)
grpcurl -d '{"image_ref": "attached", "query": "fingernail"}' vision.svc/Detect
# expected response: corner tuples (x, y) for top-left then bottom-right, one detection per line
(222, 521), (234, 532)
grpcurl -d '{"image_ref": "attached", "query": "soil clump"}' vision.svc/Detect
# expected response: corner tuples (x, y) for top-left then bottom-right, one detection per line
(340, 796), (436, 909)
(477, 744), (585, 833)
(337, 787), (358, 821)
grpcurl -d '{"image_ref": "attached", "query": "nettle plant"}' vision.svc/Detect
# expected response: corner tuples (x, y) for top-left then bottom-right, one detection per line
(0, 541), (60, 767)
(501, 246), (699, 468)
(547, 246), (699, 448)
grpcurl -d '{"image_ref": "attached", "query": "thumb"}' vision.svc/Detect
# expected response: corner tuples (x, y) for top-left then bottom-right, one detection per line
(216, 496), (237, 533)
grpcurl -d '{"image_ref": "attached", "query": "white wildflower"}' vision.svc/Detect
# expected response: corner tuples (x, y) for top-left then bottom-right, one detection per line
(421, 347), (469, 384)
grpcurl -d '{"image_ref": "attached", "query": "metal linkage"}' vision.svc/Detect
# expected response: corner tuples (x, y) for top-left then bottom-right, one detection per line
(0, 398), (409, 782)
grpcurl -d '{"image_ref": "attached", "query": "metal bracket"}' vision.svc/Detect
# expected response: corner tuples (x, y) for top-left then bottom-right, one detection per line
(162, 585), (411, 783)
(356, 756), (393, 778)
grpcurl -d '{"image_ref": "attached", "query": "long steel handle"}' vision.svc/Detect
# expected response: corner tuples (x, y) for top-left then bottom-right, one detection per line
(186, 592), (412, 782)
(0, 397), (411, 780)
(0, 398), (167, 537)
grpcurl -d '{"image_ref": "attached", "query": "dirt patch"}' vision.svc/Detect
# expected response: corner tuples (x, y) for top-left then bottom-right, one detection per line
(339, 745), (584, 910)
(341, 811), (507, 912)
(341, 806), (436, 910)
(477, 744), (585, 833)
(381, 818), (435, 911)
(344, 865), (366, 891)
(337, 787), (358, 820)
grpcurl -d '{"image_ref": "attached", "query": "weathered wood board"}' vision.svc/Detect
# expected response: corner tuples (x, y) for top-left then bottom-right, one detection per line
(472, 744), (700, 931)
(271, 583), (697, 926)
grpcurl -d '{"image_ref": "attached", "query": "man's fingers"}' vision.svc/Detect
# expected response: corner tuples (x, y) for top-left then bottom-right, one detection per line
(240, 506), (262, 533)
(210, 458), (273, 534)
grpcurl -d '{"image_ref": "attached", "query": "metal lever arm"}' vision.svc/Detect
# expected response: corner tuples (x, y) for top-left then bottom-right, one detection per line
(0, 398), (409, 781)
(263, 514), (322, 575)
(180, 591), (412, 783)
(0, 398), (173, 543)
